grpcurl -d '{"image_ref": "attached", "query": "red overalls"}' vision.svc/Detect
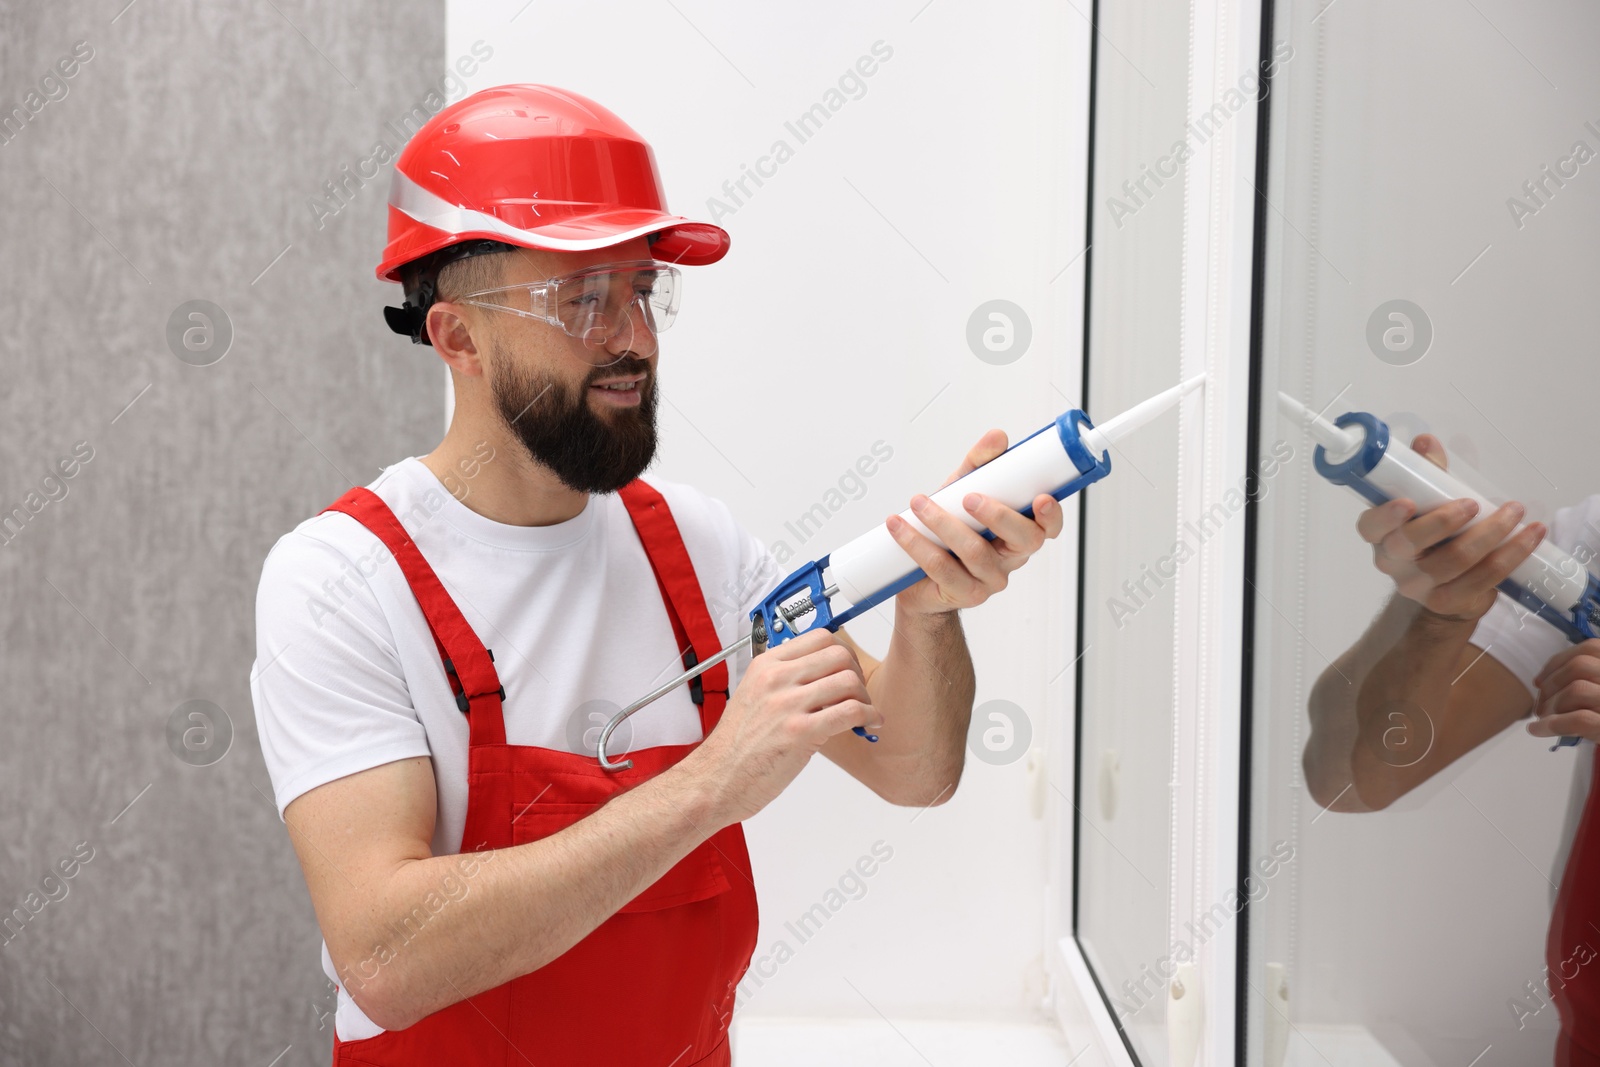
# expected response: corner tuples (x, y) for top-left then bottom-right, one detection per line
(1551, 745), (1600, 1065)
(319, 478), (759, 1067)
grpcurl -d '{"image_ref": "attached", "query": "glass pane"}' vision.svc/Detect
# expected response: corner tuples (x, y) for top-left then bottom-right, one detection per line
(1247, 1), (1600, 1062)
(1075, 0), (1190, 1059)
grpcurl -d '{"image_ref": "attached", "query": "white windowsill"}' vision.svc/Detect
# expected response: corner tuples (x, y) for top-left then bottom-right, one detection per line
(730, 1016), (1071, 1066)
(1284, 1025), (1405, 1067)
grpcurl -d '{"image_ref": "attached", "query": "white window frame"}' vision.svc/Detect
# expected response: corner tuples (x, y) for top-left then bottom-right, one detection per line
(1044, 0), (1269, 1061)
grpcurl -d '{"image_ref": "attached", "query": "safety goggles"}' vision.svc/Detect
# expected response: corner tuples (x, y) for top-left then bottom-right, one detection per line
(457, 259), (681, 365)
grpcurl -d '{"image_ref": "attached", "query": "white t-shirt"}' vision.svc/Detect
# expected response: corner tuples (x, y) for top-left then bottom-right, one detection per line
(249, 456), (782, 1040)
(1468, 494), (1600, 904)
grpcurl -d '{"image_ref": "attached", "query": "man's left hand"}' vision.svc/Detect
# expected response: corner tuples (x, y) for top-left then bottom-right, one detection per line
(885, 429), (1065, 618)
(1528, 638), (1600, 742)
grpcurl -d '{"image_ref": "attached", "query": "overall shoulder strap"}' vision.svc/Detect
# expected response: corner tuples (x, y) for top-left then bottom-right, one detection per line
(321, 487), (507, 748)
(617, 480), (732, 733)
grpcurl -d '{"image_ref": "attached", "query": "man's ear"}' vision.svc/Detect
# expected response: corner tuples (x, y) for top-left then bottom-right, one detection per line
(428, 302), (487, 377)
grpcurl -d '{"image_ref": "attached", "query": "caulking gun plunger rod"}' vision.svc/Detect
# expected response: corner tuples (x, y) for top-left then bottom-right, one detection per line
(595, 374), (1206, 771)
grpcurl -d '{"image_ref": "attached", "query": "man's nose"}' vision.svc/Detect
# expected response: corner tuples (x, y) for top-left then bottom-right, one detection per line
(601, 300), (659, 361)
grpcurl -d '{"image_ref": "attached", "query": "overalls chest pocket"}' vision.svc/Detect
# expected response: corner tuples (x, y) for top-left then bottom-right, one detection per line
(508, 799), (733, 912)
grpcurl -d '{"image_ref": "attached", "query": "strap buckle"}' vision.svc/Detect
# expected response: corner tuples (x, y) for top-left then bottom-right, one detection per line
(442, 649), (504, 714)
(680, 647), (728, 706)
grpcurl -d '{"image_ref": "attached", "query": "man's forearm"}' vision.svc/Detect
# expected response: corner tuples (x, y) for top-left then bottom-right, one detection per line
(1305, 592), (1478, 808)
(334, 756), (727, 1030)
(861, 601), (974, 805)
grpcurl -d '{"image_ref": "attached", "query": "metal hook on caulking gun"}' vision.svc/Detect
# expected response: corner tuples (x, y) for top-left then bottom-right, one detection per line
(595, 374), (1207, 771)
(1280, 392), (1600, 751)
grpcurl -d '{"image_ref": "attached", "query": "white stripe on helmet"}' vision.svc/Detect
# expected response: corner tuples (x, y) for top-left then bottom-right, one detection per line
(388, 168), (677, 251)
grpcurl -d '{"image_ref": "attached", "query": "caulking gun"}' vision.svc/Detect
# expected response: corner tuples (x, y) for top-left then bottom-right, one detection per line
(596, 375), (1206, 769)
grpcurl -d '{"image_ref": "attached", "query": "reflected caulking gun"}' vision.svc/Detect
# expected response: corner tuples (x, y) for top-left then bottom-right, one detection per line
(1280, 393), (1600, 750)
(596, 374), (1206, 770)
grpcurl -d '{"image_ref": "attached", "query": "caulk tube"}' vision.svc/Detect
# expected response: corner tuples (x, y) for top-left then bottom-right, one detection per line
(824, 408), (1111, 614)
(749, 411), (1111, 659)
(751, 377), (1204, 655)
(1291, 403), (1600, 640)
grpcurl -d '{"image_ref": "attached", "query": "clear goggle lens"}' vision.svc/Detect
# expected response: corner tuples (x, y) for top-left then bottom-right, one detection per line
(461, 260), (680, 361)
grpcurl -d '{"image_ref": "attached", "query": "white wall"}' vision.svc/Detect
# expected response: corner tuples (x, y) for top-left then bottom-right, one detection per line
(445, 0), (1089, 1024)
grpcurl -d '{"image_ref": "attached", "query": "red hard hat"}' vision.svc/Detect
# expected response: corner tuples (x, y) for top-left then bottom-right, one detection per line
(376, 84), (729, 284)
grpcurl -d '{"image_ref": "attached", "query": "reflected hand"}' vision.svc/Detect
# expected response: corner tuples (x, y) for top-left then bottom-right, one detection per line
(884, 429), (1065, 617)
(1529, 640), (1600, 742)
(1356, 434), (1545, 623)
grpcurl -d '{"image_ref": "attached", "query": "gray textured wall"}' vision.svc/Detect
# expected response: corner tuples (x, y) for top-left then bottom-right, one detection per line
(0, 3), (445, 1063)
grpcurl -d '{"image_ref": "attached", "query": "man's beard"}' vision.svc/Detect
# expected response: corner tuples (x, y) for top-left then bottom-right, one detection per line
(488, 348), (658, 495)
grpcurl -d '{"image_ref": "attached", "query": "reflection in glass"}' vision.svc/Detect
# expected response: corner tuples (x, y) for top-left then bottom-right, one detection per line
(1248, 1), (1600, 1062)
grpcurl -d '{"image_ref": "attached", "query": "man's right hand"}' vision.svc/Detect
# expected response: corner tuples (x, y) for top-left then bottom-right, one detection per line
(683, 626), (879, 826)
(1355, 433), (1547, 621)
